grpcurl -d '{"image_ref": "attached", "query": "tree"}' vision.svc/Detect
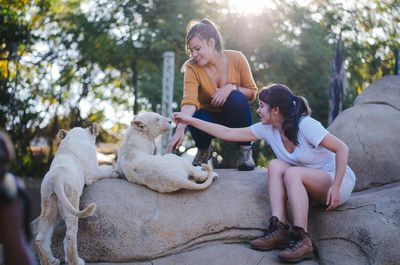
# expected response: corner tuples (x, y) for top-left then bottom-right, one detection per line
(328, 36), (345, 124)
(315, 0), (399, 95)
(0, 0), (51, 177)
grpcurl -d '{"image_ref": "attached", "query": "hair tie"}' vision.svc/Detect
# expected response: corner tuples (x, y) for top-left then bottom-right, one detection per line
(291, 96), (297, 106)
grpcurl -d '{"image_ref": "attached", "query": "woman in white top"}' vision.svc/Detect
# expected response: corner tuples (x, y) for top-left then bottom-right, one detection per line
(172, 84), (356, 263)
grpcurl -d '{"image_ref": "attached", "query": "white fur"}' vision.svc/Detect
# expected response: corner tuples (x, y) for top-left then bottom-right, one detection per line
(117, 112), (218, 193)
(35, 123), (118, 265)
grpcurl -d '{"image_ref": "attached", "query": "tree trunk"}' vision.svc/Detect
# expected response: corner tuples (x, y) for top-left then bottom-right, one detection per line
(328, 36), (345, 125)
(131, 61), (138, 115)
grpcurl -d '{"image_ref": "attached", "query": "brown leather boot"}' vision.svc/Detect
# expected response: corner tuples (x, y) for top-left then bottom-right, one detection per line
(192, 146), (213, 167)
(250, 216), (289, 251)
(278, 226), (314, 263)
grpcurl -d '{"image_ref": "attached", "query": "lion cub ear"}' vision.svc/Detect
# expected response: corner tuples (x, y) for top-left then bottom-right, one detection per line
(131, 120), (146, 131)
(89, 122), (99, 136)
(57, 129), (68, 140)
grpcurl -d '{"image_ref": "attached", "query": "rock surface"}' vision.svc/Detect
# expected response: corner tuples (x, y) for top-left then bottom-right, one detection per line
(353, 75), (400, 110)
(309, 182), (400, 265)
(89, 244), (317, 265)
(30, 168), (399, 265)
(328, 75), (400, 191)
(34, 168), (317, 264)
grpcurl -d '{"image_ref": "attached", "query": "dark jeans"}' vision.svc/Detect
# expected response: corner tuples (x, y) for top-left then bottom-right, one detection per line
(188, 90), (252, 149)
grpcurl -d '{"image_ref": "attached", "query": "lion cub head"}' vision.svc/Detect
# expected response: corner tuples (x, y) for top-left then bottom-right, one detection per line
(56, 123), (99, 149)
(131, 112), (172, 141)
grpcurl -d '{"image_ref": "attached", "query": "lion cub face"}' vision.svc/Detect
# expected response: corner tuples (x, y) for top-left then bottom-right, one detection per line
(131, 112), (172, 140)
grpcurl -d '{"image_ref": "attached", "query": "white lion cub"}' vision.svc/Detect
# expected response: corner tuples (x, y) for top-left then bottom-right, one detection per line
(117, 112), (218, 193)
(35, 123), (118, 265)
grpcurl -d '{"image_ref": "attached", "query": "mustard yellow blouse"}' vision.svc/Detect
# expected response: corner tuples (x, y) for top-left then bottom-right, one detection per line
(181, 50), (258, 111)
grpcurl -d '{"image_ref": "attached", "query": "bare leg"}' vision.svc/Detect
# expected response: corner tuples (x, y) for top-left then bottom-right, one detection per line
(267, 159), (291, 224)
(284, 166), (333, 231)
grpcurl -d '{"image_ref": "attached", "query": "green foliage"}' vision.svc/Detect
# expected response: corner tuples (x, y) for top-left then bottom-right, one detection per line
(316, 0), (399, 93)
(1, 0), (398, 176)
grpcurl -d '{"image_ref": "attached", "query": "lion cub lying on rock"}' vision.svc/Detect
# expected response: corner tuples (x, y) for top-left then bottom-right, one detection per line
(36, 123), (118, 265)
(117, 112), (218, 193)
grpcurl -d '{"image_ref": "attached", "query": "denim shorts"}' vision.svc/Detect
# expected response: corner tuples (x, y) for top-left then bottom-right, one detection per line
(327, 166), (356, 205)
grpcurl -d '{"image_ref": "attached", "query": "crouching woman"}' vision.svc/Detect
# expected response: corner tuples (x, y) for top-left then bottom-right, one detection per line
(172, 83), (356, 263)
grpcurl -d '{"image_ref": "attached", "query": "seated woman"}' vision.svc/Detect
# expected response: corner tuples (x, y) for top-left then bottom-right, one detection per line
(167, 18), (258, 171)
(172, 83), (356, 263)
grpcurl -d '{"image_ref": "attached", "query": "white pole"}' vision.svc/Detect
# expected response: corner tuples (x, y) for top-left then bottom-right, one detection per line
(159, 51), (175, 154)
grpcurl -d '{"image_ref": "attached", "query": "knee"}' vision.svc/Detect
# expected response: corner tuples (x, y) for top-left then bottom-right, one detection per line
(283, 167), (301, 186)
(268, 159), (287, 176)
(225, 90), (248, 108)
(192, 109), (211, 121)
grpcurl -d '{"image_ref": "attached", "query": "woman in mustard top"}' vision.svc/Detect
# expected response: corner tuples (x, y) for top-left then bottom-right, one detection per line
(167, 18), (258, 170)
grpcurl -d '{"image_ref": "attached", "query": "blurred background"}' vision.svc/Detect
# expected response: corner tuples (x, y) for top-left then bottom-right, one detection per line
(1, 0), (398, 185)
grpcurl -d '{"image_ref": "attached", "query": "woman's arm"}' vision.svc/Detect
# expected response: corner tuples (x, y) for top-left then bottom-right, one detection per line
(173, 112), (258, 142)
(237, 84), (254, 100)
(319, 133), (349, 210)
(237, 52), (258, 101)
(167, 105), (196, 153)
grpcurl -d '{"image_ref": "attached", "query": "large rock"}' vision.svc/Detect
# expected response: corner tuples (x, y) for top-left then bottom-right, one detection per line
(353, 75), (400, 110)
(328, 75), (400, 191)
(33, 168), (275, 262)
(29, 168), (399, 265)
(309, 182), (400, 265)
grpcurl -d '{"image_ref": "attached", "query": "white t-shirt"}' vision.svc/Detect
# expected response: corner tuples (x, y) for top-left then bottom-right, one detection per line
(250, 116), (335, 172)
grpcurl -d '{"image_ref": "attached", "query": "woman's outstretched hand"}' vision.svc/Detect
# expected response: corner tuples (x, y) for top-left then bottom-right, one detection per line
(167, 112), (194, 153)
(172, 112), (193, 125)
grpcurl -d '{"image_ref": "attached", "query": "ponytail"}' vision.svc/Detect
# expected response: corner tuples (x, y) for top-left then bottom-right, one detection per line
(282, 96), (311, 145)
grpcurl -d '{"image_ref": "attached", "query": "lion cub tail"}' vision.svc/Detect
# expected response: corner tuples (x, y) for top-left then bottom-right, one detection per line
(182, 164), (217, 191)
(52, 181), (97, 218)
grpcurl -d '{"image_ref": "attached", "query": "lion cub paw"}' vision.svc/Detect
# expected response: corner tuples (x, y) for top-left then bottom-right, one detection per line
(212, 171), (219, 179)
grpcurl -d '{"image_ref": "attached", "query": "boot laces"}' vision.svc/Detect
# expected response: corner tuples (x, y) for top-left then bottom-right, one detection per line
(288, 230), (303, 250)
(288, 238), (301, 250)
(263, 217), (279, 238)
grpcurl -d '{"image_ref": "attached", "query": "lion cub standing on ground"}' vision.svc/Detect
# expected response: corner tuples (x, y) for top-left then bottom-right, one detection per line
(36, 123), (118, 265)
(117, 112), (217, 193)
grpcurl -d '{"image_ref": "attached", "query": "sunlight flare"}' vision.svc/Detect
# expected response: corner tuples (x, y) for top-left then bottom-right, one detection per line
(228, 0), (271, 15)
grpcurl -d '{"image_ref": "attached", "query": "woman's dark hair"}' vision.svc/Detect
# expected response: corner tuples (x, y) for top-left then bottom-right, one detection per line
(258, 84), (311, 145)
(185, 18), (223, 56)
